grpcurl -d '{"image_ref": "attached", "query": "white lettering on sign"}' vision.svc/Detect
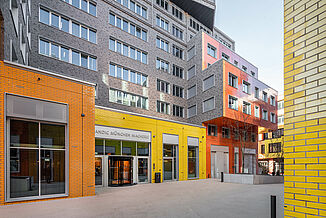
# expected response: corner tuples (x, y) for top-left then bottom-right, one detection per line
(95, 125), (151, 142)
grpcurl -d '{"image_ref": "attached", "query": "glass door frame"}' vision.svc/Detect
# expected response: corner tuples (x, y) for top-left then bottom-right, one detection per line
(135, 156), (150, 184)
(162, 144), (178, 182)
(95, 155), (104, 187)
(108, 155), (133, 186)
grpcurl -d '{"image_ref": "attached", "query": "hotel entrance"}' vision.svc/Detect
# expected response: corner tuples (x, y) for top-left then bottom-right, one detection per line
(95, 126), (151, 187)
(109, 156), (133, 186)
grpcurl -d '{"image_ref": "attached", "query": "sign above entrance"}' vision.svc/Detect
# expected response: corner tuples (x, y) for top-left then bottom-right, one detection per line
(95, 125), (151, 142)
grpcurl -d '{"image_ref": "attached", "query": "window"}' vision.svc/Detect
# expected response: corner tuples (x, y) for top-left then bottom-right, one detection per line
(188, 146), (198, 178)
(254, 106), (260, 118)
(109, 63), (147, 86)
(39, 39), (97, 70)
(156, 0), (168, 10)
(173, 85), (184, 98)
(172, 6), (183, 20)
(203, 75), (214, 91)
(187, 65), (196, 80)
(278, 115), (284, 125)
(261, 145), (265, 154)
(208, 125), (217, 136)
(172, 65), (184, 79)
(172, 25), (183, 40)
(157, 101), (170, 114)
(228, 95), (238, 110)
(156, 37), (169, 52)
(270, 96), (276, 106)
(39, 39), (49, 56)
(243, 81), (250, 94)
(116, 0), (147, 18)
(62, 0), (96, 16)
(9, 120), (66, 199)
(255, 87), (259, 98)
(271, 113), (276, 123)
(172, 45), (183, 59)
(109, 38), (147, 64)
(156, 58), (169, 72)
(278, 101), (284, 109)
(187, 85), (196, 99)
(242, 65), (247, 72)
(109, 89), (148, 109)
(251, 71), (255, 77)
(61, 17), (69, 33)
(207, 44), (216, 58)
(39, 8), (97, 43)
(51, 13), (59, 28)
(263, 92), (268, 102)
(228, 73), (238, 88)
(251, 133), (256, 142)
(156, 16), (169, 31)
(234, 60), (238, 66)
(72, 22), (80, 37)
(39, 8), (50, 25)
(222, 127), (230, 138)
(222, 52), (229, 61)
(173, 105), (184, 117)
(269, 143), (282, 153)
(188, 105), (197, 118)
(157, 79), (170, 93)
(203, 97), (215, 112)
(263, 133), (269, 140)
(262, 109), (268, 120)
(188, 46), (195, 60)
(243, 101), (251, 115)
(109, 13), (147, 41)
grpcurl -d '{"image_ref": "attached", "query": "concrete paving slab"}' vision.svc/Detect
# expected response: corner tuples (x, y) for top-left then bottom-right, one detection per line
(0, 179), (283, 218)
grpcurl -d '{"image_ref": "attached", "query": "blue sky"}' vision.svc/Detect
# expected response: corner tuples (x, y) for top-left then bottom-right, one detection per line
(214, 0), (284, 94)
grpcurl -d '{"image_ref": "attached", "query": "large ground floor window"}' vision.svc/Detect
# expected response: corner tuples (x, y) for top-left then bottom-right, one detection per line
(8, 119), (66, 200)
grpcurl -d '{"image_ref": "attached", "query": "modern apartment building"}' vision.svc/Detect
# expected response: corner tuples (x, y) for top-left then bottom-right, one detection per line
(0, 0), (278, 204)
(284, 0), (326, 217)
(258, 96), (284, 175)
(187, 32), (278, 178)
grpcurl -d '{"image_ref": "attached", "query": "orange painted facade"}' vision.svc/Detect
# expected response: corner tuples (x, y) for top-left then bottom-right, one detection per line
(201, 33), (278, 178)
(0, 61), (95, 205)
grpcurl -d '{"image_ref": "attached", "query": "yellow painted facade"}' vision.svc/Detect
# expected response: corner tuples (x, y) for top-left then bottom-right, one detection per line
(284, 0), (326, 217)
(95, 107), (207, 182)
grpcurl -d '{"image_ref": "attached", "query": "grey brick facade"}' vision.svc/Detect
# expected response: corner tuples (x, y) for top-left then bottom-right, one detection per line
(0, 0), (257, 125)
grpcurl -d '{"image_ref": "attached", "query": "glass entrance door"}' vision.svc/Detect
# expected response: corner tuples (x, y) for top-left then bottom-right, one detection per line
(163, 159), (173, 180)
(137, 158), (148, 183)
(95, 157), (103, 186)
(163, 144), (178, 181)
(108, 156), (133, 186)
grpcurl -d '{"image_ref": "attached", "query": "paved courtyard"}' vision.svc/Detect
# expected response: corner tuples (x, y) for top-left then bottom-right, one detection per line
(1, 179), (283, 218)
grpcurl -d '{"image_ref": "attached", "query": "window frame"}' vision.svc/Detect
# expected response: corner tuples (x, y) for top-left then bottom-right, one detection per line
(5, 118), (68, 202)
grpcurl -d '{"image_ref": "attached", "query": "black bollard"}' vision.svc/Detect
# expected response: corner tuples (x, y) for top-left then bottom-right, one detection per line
(221, 172), (224, 182)
(271, 195), (276, 218)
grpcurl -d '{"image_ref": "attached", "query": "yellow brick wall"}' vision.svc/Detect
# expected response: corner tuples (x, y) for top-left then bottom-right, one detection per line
(95, 107), (207, 182)
(284, 0), (326, 217)
(0, 61), (95, 205)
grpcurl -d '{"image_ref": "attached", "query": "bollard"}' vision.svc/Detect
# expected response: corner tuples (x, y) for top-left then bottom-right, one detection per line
(221, 172), (224, 182)
(271, 195), (276, 218)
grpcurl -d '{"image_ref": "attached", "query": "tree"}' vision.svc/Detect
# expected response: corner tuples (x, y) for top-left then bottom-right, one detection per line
(222, 111), (256, 174)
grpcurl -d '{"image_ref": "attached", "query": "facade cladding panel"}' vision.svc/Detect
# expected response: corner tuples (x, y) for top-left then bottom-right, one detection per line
(283, 0), (326, 217)
(0, 61), (95, 205)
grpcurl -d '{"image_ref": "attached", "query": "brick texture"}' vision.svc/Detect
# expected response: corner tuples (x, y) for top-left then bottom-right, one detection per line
(284, 0), (326, 217)
(0, 61), (95, 205)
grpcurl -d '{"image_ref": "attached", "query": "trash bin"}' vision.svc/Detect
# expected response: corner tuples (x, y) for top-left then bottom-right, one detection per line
(155, 172), (161, 183)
